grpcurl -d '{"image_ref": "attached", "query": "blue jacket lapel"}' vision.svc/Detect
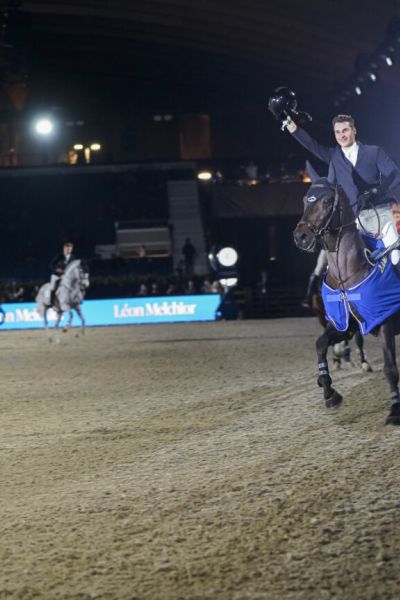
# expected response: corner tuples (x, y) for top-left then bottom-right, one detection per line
(337, 145), (354, 170)
(354, 142), (364, 167)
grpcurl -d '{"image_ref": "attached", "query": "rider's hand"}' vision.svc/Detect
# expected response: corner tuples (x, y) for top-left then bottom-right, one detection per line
(358, 188), (383, 211)
(286, 117), (298, 133)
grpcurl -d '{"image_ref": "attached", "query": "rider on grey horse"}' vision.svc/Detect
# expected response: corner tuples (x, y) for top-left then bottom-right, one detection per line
(48, 241), (76, 307)
(36, 258), (89, 332)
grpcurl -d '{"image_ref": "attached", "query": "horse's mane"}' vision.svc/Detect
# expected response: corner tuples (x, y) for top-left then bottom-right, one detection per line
(60, 260), (82, 287)
(65, 259), (80, 271)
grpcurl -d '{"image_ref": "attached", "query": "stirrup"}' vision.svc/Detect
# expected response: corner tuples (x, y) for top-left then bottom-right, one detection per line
(370, 239), (400, 263)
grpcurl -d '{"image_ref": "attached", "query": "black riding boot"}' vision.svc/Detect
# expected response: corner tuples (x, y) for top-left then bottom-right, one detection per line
(301, 272), (319, 309)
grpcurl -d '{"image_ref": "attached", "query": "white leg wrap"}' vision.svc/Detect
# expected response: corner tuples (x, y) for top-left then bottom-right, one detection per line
(314, 249), (327, 276)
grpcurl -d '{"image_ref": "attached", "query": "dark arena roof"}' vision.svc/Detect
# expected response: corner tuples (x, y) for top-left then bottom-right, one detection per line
(3, 0), (400, 114)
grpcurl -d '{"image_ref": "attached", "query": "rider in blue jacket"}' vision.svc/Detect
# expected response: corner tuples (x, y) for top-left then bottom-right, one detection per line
(287, 114), (400, 264)
(287, 114), (400, 307)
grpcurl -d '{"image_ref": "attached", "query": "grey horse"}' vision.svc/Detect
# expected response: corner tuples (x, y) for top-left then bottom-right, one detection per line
(36, 259), (89, 334)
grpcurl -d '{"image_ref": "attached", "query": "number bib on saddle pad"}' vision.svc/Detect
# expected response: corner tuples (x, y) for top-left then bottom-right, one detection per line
(321, 243), (400, 335)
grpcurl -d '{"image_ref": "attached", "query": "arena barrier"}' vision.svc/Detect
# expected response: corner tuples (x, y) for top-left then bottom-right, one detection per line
(0, 295), (221, 330)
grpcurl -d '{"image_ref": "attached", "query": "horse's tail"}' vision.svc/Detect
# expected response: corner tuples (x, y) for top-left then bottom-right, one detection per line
(36, 283), (49, 317)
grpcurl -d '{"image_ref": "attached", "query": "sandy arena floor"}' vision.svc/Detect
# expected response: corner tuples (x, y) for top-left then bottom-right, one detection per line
(1, 318), (400, 600)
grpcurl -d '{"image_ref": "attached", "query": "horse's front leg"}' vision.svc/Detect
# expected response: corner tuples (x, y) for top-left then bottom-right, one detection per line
(381, 319), (400, 425)
(63, 310), (73, 332)
(354, 329), (372, 372)
(75, 305), (85, 335)
(316, 323), (349, 409)
(54, 310), (62, 329)
(51, 310), (63, 344)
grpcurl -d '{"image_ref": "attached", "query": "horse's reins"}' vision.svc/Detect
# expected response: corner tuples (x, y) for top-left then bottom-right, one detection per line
(304, 184), (357, 291)
(355, 191), (382, 241)
(299, 185), (338, 250)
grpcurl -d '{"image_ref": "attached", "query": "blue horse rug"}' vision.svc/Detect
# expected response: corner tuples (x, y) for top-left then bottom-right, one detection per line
(321, 238), (400, 335)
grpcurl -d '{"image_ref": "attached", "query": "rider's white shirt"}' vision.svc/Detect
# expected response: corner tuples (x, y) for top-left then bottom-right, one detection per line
(342, 142), (359, 167)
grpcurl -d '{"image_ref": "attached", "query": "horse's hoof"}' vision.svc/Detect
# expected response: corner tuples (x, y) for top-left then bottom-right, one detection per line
(343, 360), (355, 369)
(361, 361), (373, 373)
(325, 391), (343, 409)
(385, 415), (400, 426)
(385, 402), (400, 426)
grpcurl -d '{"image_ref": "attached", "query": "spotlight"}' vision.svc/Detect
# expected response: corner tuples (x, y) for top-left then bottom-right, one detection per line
(208, 246), (238, 274)
(355, 86), (362, 95)
(208, 245), (239, 286)
(34, 117), (54, 136)
(381, 46), (395, 65)
(197, 171), (212, 181)
(208, 245), (240, 319)
(367, 72), (377, 82)
(216, 247), (238, 268)
(219, 277), (238, 287)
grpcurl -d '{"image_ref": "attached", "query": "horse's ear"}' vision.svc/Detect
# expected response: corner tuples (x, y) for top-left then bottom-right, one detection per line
(327, 162), (336, 184)
(305, 160), (320, 183)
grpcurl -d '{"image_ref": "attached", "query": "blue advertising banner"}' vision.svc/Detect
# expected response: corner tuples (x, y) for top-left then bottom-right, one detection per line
(0, 295), (221, 330)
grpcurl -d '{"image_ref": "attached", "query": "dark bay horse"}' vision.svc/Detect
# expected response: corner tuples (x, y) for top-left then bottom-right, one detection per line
(294, 178), (400, 426)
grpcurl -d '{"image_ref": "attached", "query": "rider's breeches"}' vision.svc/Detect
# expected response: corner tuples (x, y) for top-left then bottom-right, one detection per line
(357, 204), (400, 265)
(50, 274), (60, 291)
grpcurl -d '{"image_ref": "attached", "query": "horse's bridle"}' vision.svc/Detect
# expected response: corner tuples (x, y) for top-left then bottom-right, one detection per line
(302, 183), (366, 291)
(302, 184), (356, 250)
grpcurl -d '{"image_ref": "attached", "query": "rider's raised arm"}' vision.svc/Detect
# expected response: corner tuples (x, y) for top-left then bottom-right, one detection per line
(286, 119), (334, 165)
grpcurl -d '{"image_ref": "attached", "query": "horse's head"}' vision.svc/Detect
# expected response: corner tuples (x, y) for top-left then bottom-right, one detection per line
(63, 259), (80, 282)
(79, 261), (90, 290)
(62, 259), (89, 288)
(293, 178), (343, 253)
